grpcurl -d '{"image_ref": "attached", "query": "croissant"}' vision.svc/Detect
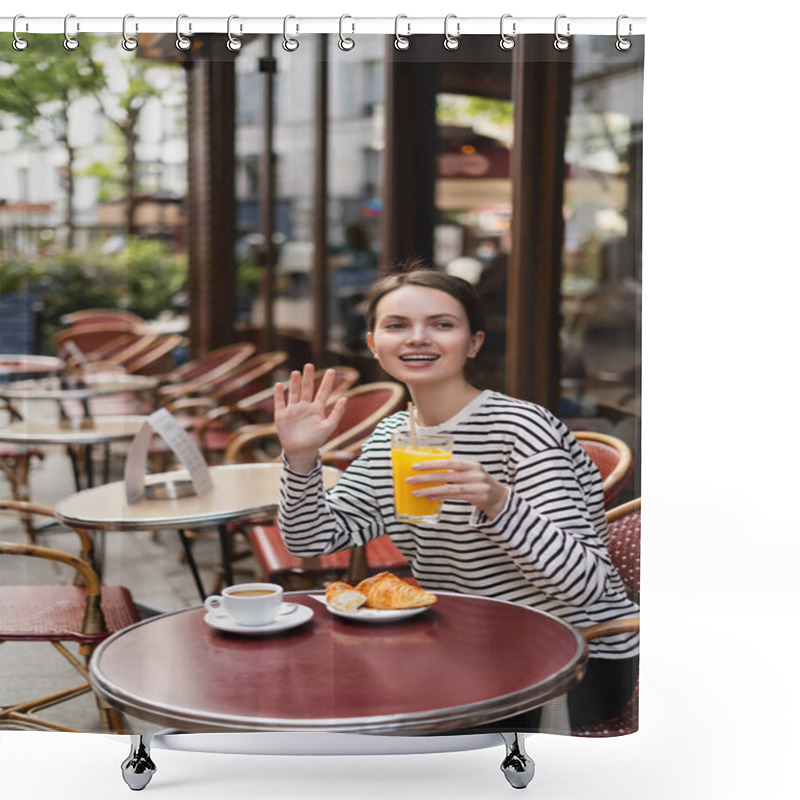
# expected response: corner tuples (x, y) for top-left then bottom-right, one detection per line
(357, 572), (437, 610)
(354, 572), (390, 596)
(325, 581), (367, 613)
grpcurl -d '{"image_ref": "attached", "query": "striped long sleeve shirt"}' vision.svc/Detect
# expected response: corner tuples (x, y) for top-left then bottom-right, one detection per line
(279, 390), (639, 658)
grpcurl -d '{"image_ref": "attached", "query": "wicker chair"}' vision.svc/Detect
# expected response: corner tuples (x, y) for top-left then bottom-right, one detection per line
(194, 365), (360, 461)
(573, 497), (641, 736)
(0, 500), (140, 733)
(53, 322), (145, 364)
(249, 526), (410, 590)
(574, 430), (634, 507)
(157, 342), (255, 399)
(119, 333), (186, 376)
(0, 400), (46, 542)
(153, 351), (289, 466)
(60, 309), (145, 329)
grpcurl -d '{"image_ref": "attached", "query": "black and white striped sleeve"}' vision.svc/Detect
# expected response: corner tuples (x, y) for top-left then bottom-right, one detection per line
(473, 447), (613, 608)
(278, 448), (386, 557)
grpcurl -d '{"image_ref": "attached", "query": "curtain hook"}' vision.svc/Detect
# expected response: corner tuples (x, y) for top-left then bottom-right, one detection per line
(616, 15), (632, 51)
(227, 15), (242, 52)
(12, 14), (28, 51)
(554, 14), (570, 51)
(63, 13), (79, 51)
(282, 15), (299, 52)
(176, 14), (192, 51)
(338, 14), (355, 51)
(122, 15), (139, 51)
(499, 14), (515, 51)
(443, 14), (460, 51)
(394, 15), (411, 51)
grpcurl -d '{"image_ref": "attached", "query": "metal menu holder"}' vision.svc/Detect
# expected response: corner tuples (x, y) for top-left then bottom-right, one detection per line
(124, 408), (212, 503)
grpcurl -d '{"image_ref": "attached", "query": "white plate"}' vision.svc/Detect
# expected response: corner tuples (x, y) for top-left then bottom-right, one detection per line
(204, 603), (313, 636)
(310, 595), (434, 623)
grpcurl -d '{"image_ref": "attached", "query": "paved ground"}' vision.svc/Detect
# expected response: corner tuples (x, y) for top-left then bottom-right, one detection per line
(1, 417), (260, 734)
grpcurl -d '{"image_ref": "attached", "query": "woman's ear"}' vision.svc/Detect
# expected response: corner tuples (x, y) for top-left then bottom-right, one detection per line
(365, 331), (377, 357)
(467, 331), (485, 358)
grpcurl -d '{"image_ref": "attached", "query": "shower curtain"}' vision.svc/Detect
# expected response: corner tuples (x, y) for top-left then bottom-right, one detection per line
(0, 11), (644, 794)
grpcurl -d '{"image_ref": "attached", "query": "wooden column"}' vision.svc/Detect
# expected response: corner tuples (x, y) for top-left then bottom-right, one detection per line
(257, 38), (277, 353)
(506, 38), (572, 409)
(185, 37), (238, 357)
(381, 38), (439, 270)
(311, 35), (329, 365)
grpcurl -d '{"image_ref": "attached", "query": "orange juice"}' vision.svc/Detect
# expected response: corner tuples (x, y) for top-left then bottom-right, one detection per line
(391, 431), (454, 522)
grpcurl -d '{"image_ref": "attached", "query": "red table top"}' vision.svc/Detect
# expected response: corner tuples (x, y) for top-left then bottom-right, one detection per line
(90, 592), (588, 734)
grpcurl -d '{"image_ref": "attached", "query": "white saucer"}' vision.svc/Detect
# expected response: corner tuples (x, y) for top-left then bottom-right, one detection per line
(204, 603), (313, 635)
(311, 595), (433, 623)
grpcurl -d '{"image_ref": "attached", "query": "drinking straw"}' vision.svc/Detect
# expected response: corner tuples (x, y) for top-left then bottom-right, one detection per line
(407, 401), (417, 447)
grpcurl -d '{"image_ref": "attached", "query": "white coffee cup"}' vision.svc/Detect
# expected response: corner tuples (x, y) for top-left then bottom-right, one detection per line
(204, 582), (284, 626)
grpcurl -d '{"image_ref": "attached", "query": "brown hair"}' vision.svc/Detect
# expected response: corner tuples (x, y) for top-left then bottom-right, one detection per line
(364, 260), (486, 334)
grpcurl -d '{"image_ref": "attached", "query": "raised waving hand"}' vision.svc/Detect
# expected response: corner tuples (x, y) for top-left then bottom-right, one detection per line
(274, 364), (348, 473)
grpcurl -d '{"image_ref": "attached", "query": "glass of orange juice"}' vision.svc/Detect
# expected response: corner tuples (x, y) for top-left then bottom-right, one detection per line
(391, 431), (454, 522)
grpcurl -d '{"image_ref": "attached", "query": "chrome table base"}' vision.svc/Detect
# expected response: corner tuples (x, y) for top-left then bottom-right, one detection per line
(121, 735), (157, 791)
(121, 732), (535, 790)
(500, 732), (536, 788)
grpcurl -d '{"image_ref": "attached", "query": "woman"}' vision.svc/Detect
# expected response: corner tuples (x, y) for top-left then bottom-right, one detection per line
(275, 266), (639, 731)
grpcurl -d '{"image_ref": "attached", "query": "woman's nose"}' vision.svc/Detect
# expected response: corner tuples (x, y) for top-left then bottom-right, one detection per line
(405, 324), (430, 344)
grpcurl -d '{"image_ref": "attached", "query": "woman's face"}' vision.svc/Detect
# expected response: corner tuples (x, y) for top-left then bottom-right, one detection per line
(366, 285), (484, 388)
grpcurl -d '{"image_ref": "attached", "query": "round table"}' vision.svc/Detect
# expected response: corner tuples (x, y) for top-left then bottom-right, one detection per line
(0, 415), (148, 447)
(55, 463), (342, 598)
(0, 414), (148, 486)
(0, 354), (64, 381)
(92, 591), (588, 790)
(0, 372), (157, 403)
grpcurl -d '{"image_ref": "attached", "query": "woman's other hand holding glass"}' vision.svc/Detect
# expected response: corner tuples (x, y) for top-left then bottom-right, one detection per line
(407, 458), (509, 521)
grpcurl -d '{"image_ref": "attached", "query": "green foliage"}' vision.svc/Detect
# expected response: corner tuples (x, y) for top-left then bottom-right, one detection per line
(25, 240), (186, 353)
(0, 259), (38, 294)
(117, 239), (186, 319)
(436, 94), (513, 130)
(237, 258), (263, 296)
(0, 34), (106, 134)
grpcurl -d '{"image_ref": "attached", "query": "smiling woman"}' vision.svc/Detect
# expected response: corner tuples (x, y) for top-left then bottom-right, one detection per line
(275, 263), (639, 734)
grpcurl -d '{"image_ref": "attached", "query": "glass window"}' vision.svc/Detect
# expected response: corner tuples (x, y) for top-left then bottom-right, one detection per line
(433, 60), (513, 391)
(560, 37), (642, 460)
(326, 36), (384, 355)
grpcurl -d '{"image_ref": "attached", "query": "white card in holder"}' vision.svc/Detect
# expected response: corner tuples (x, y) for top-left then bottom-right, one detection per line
(125, 408), (213, 503)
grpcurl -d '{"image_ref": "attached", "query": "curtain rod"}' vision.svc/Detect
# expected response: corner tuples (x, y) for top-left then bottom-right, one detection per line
(0, 16), (645, 37)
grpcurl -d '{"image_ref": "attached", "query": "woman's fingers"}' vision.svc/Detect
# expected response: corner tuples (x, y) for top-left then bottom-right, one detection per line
(300, 363), (316, 402)
(324, 395), (348, 434)
(287, 369), (302, 405)
(314, 367), (337, 406)
(273, 381), (286, 414)
(408, 460), (485, 491)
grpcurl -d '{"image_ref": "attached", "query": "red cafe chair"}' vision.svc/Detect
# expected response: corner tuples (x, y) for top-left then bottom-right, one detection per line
(574, 430), (634, 508)
(573, 497), (641, 737)
(0, 500), (140, 733)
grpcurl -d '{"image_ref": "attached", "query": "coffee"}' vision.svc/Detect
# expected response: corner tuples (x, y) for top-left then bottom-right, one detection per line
(204, 582), (285, 626)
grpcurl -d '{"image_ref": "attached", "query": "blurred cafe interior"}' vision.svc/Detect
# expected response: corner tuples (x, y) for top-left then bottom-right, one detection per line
(144, 31), (643, 494)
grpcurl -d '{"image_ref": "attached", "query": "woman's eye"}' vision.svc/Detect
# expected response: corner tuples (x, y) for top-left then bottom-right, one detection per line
(435, 321), (454, 329)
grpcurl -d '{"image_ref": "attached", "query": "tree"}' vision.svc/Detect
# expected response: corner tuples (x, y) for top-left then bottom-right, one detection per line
(92, 61), (169, 236)
(0, 35), (107, 248)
